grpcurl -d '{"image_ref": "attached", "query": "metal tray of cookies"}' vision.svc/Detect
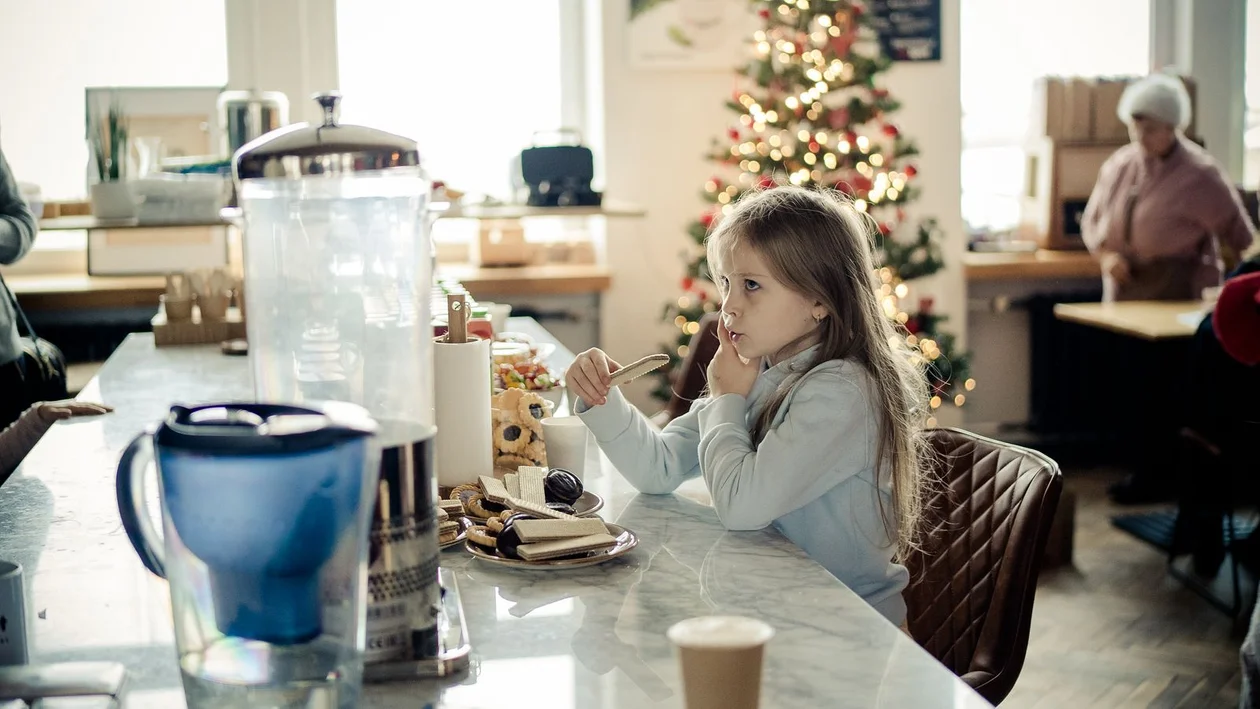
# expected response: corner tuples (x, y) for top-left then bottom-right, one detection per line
(363, 567), (472, 682)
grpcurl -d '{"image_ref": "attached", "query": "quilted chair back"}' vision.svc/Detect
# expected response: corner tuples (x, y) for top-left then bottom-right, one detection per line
(904, 428), (1063, 705)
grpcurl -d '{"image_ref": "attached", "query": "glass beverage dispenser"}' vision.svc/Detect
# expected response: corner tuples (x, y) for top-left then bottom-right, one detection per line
(232, 92), (441, 666)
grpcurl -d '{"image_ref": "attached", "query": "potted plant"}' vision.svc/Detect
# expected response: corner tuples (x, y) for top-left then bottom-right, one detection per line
(87, 93), (134, 219)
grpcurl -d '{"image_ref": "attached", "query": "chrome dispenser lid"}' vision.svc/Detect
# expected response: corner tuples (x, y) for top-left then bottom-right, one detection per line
(232, 91), (421, 182)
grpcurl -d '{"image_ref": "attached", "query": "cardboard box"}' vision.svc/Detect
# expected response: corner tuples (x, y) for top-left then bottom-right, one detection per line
(1092, 78), (1131, 142)
(1029, 77), (1066, 139)
(1063, 78), (1094, 141)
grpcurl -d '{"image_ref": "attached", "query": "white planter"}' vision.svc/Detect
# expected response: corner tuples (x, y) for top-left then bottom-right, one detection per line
(90, 182), (136, 220)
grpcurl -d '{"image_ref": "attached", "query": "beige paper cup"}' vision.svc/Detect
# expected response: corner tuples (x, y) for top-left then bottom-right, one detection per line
(540, 416), (589, 478)
(668, 616), (774, 709)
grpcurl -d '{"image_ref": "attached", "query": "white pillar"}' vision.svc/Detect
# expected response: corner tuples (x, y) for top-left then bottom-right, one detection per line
(1150, 0), (1247, 180)
(224, 0), (340, 125)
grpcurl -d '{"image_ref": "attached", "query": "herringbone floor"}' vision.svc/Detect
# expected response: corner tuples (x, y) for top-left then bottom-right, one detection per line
(1004, 469), (1249, 708)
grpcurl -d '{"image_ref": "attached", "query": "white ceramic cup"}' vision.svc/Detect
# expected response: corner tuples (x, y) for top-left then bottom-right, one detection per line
(540, 416), (589, 478)
(668, 616), (774, 709)
(0, 561), (29, 665)
(480, 302), (512, 334)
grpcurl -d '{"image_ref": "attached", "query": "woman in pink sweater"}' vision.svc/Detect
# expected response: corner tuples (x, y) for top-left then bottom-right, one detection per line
(0, 400), (111, 481)
(1082, 73), (1256, 302)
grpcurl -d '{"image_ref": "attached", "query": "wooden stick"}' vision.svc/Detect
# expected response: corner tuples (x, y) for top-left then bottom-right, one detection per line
(609, 354), (670, 388)
(447, 293), (468, 344)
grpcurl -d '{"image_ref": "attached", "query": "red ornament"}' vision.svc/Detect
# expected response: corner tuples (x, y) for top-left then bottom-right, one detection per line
(919, 297), (935, 313)
(699, 211), (715, 228)
(905, 318), (920, 335)
(728, 128), (740, 141)
(829, 34), (855, 57)
(757, 175), (776, 189)
(827, 107), (851, 130)
(682, 276), (695, 291)
(897, 208), (907, 221)
(877, 222), (892, 236)
(852, 175), (873, 192)
(758, 8), (770, 18)
(808, 141), (820, 153)
(845, 131), (859, 145)
(872, 88), (889, 99)
(882, 124), (900, 138)
(904, 164), (918, 177)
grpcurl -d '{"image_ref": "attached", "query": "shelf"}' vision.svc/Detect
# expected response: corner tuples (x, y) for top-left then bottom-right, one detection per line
(7, 264), (611, 312)
(434, 199), (646, 220)
(43, 200), (647, 231)
(39, 215), (232, 231)
(436, 263), (612, 297)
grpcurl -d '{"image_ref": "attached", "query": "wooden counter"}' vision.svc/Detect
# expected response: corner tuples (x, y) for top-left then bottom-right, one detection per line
(1053, 300), (1203, 341)
(6, 273), (166, 311)
(963, 250), (1100, 282)
(437, 263), (611, 297)
(6, 264), (612, 312)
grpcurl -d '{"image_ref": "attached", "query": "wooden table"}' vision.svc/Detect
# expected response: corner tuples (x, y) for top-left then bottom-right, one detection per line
(1041, 299), (1200, 472)
(1052, 300), (1204, 341)
(0, 323), (990, 708)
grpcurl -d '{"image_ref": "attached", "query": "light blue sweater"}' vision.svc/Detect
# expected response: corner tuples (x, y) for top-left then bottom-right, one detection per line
(576, 346), (909, 625)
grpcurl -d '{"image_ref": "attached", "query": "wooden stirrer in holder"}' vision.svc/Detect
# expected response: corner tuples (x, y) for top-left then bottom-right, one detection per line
(446, 293), (468, 344)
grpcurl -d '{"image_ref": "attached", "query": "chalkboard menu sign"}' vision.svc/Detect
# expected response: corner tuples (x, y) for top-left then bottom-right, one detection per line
(868, 0), (942, 62)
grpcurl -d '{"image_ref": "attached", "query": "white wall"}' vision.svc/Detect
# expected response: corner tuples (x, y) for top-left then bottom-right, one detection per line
(1151, 0), (1248, 180)
(0, 0), (227, 200)
(588, 1), (964, 419)
(225, 0), (339, 125)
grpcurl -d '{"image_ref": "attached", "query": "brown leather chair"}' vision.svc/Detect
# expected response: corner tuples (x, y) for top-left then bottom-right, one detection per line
(655, 312), (721, 424)
(905, 428), (1063, 705)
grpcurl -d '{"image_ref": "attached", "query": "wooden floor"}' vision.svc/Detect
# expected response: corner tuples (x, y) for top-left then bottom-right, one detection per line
(1004, 468), (1249, 708)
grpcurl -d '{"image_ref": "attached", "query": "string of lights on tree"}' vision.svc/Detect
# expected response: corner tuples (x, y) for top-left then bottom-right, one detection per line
(654, 0), (973, 425)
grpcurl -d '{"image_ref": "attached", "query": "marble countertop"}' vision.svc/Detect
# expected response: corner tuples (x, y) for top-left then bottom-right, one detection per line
(0, 324), (990, 708)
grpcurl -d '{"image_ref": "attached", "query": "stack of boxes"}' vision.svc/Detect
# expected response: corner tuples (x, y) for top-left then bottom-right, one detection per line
(1018, 75), (1198, 250)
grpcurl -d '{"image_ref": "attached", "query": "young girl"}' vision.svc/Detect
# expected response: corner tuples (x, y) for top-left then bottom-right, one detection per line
(567, 186), (929, 625)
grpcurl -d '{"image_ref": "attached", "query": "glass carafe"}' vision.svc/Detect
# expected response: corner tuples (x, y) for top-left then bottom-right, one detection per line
(234, 92), (441, 667)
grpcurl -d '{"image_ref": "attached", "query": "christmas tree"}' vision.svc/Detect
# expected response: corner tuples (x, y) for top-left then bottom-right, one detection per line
(654, 0), (973, 424)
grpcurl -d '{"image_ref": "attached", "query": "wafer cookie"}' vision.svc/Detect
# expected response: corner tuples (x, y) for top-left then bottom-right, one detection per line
(517, 533), (618, 561)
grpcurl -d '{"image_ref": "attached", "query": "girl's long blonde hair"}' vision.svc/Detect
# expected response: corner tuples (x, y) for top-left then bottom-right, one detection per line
(705, 186), (931, 559)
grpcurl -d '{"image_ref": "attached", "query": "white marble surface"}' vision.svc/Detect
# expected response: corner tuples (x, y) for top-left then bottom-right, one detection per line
(0, 325), (991, 708)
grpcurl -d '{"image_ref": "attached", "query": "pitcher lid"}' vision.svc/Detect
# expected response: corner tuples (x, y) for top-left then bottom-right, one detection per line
(232, 91), (421, 182)
(155, 402), (377, 454)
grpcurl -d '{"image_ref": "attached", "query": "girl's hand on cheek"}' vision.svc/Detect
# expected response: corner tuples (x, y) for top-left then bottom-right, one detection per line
(707, 321), (758, 398)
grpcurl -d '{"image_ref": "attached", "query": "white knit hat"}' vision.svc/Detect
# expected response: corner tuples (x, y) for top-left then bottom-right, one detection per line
(1117, 73), (1192, 130)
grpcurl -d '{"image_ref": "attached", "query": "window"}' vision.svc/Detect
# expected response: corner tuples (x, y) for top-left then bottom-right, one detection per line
(336, 1), (565, 203)
(0, 1), (227, 252)
(959, 0), (1150, 233)
(1245, 0), (1260, 187)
